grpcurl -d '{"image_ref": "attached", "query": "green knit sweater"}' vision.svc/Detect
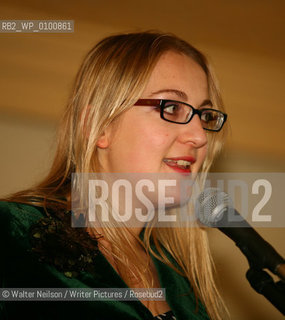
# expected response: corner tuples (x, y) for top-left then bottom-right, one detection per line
(0, 201), (210, 320)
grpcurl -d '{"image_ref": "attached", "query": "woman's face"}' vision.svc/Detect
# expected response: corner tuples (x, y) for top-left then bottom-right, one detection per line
(97, 50), (209, 176)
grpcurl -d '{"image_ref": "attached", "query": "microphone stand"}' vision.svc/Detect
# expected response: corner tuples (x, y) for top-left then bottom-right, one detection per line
(246, 265), (285, 315)
(219, 225), (285, 315)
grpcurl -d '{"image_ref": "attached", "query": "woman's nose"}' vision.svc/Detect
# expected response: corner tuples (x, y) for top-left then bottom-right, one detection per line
(177, 114), (208, 148)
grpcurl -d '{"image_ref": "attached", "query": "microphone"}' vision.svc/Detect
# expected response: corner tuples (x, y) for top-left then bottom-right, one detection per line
(195, 188), (285, 281)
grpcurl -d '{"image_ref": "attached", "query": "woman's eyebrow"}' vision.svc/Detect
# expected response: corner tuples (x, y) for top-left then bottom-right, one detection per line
(150, 89), (213, 107)
(200, 99), (213, 107)
(150, 89), (188, 100)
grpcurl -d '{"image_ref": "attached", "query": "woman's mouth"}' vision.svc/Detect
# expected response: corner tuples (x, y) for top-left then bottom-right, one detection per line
(163, 157), (196, 173)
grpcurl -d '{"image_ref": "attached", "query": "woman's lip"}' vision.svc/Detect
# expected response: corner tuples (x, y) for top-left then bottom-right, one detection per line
(165, 163), (191, 173)
(165, 163), (191, 176)
(164, 162), (192, 174)
(164, 156), (196, 163)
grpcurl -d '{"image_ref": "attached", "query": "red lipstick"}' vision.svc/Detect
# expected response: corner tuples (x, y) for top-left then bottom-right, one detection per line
(163, 156), (196, 174)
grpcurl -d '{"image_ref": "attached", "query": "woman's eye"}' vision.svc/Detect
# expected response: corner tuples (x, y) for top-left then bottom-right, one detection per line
(201, 111), (216, 122)
(164, 104), (179, 114)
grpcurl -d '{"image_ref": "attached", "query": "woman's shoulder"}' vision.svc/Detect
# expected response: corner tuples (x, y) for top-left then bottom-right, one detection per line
(0, 201), (49, 265)
(0, 201), (45, 235)
(0, 200), (103, 279)
(0, 200), (45, 215)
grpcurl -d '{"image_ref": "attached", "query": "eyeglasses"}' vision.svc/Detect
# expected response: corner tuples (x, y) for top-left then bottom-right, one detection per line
(134, 99), (227, 132)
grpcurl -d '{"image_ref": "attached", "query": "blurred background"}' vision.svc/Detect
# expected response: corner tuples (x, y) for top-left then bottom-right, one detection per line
(0, 0), (284, 319)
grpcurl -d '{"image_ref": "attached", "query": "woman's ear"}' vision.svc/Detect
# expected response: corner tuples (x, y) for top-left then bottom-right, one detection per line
(82, 105), (111, 149)
(96, 131), (110, 149)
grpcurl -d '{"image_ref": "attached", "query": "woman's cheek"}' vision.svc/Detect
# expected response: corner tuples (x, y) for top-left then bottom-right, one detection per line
(144, 129), (170, 148)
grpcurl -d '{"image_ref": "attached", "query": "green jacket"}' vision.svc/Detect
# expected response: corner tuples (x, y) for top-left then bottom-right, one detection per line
(0, 201), (210, 320)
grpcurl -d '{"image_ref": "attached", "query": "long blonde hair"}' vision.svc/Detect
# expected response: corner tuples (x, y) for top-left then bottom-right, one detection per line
(5, 31), (228, 319)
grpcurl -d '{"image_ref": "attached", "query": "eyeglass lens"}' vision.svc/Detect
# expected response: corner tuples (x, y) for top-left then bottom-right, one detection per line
(162, 101), (224, 130)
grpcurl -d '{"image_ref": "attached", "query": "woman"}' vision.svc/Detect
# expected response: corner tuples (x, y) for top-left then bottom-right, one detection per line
(0, 31), (228, 319)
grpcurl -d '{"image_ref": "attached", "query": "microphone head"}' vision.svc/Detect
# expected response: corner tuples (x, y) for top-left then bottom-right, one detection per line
(195, 188), (231, 226)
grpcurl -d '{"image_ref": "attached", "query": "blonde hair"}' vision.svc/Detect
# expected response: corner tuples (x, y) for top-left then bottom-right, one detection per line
(5, 31), (228, 319)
